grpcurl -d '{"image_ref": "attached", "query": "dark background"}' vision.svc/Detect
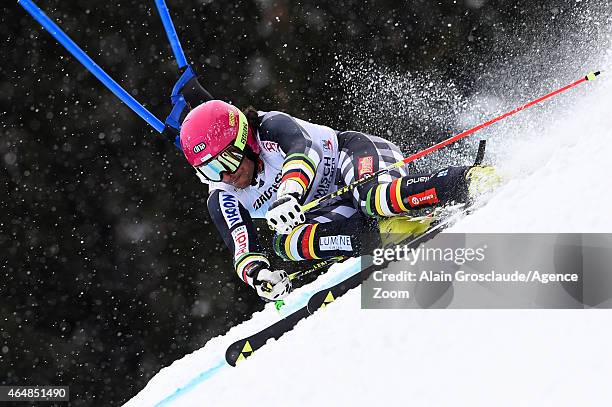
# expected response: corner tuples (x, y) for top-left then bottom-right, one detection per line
(0, 0), (586, 405)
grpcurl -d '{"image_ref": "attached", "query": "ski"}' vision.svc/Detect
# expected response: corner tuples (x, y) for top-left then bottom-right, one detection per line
(225, 205), (468, 366)
(225, 306), (309, 366)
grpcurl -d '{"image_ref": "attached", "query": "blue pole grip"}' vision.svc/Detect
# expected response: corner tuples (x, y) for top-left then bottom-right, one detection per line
(18, 0), (165, 133)
(155, 0), (188, 69)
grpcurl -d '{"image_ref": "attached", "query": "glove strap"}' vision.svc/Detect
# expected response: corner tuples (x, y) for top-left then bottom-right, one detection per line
(235, 253), (269, 286)
(277, 178), (305, 202)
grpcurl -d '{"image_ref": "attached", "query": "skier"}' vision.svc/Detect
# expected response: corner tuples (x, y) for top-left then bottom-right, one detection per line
(179, 100), (499, 301)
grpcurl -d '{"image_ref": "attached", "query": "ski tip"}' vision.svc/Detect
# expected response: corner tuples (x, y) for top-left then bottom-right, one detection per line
(586, 71), (601, 81)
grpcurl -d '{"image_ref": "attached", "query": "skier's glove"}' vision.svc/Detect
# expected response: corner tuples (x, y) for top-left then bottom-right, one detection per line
(253, 268), (292, 301)
(266, 194), (305, 235)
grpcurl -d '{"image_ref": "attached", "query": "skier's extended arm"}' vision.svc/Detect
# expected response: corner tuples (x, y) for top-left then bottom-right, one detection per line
(162, 67), (215, 142)
(207, 190), (291, 300)
(180, 72), (214, 108)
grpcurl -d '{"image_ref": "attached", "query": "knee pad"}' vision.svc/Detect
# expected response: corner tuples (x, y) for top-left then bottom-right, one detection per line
(363, 180), (408, 217)
(272, 224), (319, 261)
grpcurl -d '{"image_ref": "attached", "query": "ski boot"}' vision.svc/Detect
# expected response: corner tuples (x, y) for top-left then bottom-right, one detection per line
(465, 165), (503, 199)
(378, 213), (437, 247)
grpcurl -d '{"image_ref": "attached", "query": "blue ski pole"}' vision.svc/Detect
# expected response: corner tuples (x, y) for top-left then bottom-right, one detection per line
(17, 0), (165, 134)
(154, 0), (188, 69)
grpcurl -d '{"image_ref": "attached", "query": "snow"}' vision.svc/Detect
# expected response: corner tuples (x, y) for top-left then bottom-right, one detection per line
(125, 30), (612, 407)
(451, 74), (612, 233)
(125, 69), (612, 406)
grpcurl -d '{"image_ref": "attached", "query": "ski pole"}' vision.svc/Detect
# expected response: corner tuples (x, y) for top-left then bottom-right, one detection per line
(154, 0), (188, 69)
(17, 0), (165, 133)
(265, 255), (345, 292)
(302, 71), (601, 213)
(288, 256), (347, 281)
(267, 256), (346, 310)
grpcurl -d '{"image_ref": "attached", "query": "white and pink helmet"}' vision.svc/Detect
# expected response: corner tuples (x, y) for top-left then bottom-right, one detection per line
(179, 100), (260, 181)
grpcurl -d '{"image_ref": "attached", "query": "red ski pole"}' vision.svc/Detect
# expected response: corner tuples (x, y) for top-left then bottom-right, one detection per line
(302, 71), (601, 212)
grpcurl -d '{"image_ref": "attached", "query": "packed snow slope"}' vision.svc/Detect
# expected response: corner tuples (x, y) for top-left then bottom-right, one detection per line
(126, 63), (612, 406)
(128, 5), (612, 403)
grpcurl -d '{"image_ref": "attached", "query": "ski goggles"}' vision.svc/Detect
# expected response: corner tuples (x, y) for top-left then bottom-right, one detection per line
(195, 144), (246, 182)
(194, 110), (249, 182)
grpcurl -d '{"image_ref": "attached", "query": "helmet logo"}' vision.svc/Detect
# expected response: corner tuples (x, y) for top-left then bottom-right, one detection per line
(228, 110), (236, 127)
(193, 142), (207, 153)
(239, 120), (248, 145)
